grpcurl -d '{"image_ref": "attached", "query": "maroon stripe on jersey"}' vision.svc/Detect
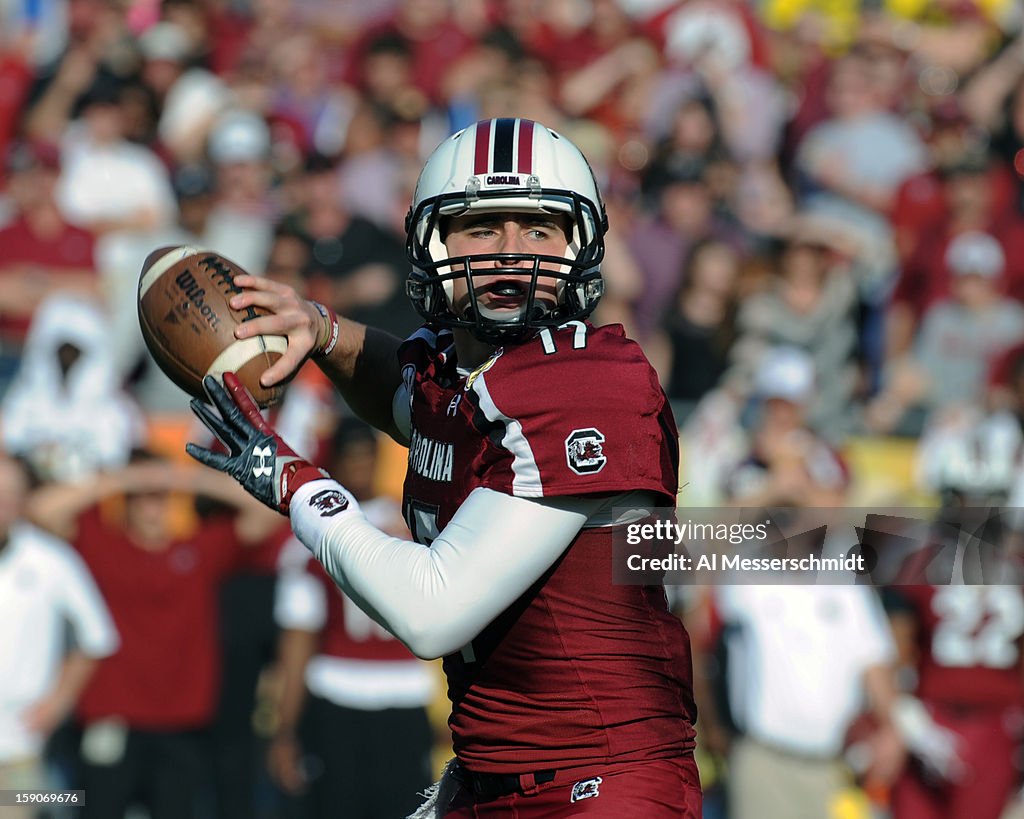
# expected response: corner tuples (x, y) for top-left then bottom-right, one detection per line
(474, 120), (492, 175)
(517, 120), (534, 174)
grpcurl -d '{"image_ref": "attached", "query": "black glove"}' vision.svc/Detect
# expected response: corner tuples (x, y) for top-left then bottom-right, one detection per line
(186, 373), (329, 514)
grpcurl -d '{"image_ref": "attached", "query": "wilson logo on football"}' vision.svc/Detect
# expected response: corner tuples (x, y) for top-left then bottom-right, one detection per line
(309, 489), (350, 517)
(565, 428), (607, 475)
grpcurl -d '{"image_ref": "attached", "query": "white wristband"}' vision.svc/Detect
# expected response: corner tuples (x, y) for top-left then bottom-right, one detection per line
(290, 479), (362, 552)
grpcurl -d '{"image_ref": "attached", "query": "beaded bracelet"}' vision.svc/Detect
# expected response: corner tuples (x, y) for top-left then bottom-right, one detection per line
(311, 301), (340, 357)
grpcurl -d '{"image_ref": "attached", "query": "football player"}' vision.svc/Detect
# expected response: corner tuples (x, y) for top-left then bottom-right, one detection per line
(185, 118), (701, 817)
(883, 418), (1024, 819)
(884, 583), (1024, 819)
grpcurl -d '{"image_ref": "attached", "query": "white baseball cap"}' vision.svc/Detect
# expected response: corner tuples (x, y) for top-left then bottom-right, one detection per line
(208, 110), (270, 165)
(754, 346), (815, 404)
(945, 231), (1005, 278)
(139, 22), (191, 63)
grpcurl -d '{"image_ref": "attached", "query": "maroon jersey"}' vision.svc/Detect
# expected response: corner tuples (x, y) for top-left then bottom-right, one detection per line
(0, 215), (95, 341)
(893, 585), (1024, 709)
(302, 554), (419, 663)
(74, 508), (242, 728)
(399, 322), (696, 773)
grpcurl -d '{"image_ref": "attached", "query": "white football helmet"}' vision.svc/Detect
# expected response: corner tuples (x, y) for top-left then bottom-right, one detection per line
(405, 118), (608, 343)
(918, 410), (1023, 506)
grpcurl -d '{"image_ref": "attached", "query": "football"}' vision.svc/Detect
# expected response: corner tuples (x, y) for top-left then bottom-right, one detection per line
(137, 246), (285, 408)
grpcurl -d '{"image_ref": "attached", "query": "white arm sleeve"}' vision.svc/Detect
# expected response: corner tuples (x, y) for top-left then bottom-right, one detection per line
(290, 482), (592, 660)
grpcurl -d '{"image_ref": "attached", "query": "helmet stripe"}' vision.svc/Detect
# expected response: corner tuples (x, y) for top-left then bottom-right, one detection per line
(473, 119), (492, 175)
(517, 120), (534, 174)
(492, 118), (515, 172)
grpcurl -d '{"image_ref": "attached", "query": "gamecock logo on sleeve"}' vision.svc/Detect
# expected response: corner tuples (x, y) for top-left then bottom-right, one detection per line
(565, 428), (607, 475)
(309, 489), (350, 517)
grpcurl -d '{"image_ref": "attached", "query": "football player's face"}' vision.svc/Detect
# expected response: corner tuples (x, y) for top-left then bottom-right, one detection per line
(443, 212), (571, 319)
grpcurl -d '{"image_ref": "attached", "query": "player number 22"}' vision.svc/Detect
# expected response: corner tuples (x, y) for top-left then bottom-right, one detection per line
(931, 586), (1024, 669)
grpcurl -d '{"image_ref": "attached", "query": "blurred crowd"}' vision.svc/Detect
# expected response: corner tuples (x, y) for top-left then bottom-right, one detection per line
(3, 0), (1024, 817)
(2, 0), (1024, 490)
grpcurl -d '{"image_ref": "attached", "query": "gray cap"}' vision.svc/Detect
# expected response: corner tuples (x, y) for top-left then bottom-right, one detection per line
(139, 22), (192, 62)
(945, 231), (1005, 278)
(754, 346), (815, 405)
(208, 110), (271, 165)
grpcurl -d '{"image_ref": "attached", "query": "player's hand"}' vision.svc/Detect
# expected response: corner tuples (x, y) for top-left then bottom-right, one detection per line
(227, 274), (332, 388)
(267, 734), (308, 795)
(892, 695), (967, 782)
(22, 693), (71, 737)
(863, 722), (907, 787)
(185, 373), (328, 514)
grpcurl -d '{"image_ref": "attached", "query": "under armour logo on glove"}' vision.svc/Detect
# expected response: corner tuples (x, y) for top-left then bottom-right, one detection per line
(251, 445), (273, 477)
(185, 373), (329, 515)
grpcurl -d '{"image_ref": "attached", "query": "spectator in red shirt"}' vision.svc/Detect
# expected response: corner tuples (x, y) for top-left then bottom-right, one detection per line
(889, 152), (1024, 363)
(343, 0), (474, 106)
(0, 140), (98, 394)
(888, 99), (1009, 267)
(0, 39), (33, 165)
(29, 451), (280, 819)
(533, 0), (658, 132)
